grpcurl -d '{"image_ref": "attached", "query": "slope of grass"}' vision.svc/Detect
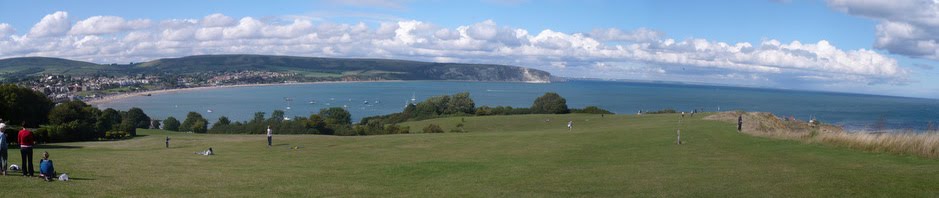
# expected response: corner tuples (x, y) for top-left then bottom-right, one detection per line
(0, 114), (937, 197)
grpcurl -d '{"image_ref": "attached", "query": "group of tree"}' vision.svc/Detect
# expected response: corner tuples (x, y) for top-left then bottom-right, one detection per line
(165, 107), (360, 135)
(35, 101), (150, 142)
(0, 83), (151, 143)
(170, 92), (610, 136)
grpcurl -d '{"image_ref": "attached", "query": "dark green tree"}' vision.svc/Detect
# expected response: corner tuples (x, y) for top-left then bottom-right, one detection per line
(180, 112), (207, 132)
(212, 116), (231, 129)
(125, 107), (151, 129)
(192, 119), (208, 133)
(163, 116), (180, 131)
(96, 108), (122, 133)
(319, 107), (352, 126)
(531, 92), (569, 114)
(118, 117), (137, 136)
(0, 84), (54, 127)
(47, 100), (100, 140)
(444, 92), (475, 114)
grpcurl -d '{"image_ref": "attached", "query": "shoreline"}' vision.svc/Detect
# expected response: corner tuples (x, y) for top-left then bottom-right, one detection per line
(85, 80), (405, 106)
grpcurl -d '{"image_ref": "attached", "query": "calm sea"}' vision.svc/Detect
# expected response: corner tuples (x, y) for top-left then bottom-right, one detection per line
(96, 80), (939, 131)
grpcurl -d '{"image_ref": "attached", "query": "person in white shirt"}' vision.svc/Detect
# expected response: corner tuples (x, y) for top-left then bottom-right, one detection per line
(266, 126), (273, 147)
(567, 121), (573, 131)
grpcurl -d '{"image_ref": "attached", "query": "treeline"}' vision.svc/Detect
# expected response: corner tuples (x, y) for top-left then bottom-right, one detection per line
(0, 84), (151, 143)
(174, 92), (611, 136)
(163, 107), (363, 136)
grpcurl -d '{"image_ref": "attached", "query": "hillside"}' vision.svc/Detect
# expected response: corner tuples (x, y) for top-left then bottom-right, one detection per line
(0, 55), (552, 82)
(1, 114), (937, 196)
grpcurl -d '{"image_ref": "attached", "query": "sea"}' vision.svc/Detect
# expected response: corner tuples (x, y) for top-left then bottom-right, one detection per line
(95, 80), (939, 131)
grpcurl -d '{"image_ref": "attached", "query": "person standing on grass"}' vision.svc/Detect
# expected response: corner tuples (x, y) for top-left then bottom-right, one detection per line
(19, 122), (35, 177)
(266, 125), (273, 147)
(0, 120), (7, 176)
(567, 121), (573, 131)
(737, 115), (743, 132)
(165, 136), (170, 148)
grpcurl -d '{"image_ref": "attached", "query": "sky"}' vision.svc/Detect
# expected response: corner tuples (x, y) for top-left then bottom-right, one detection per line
(1, 0), (938, 99)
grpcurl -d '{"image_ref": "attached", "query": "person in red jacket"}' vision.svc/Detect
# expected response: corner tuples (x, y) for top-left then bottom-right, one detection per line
(18, 122), (35, 177)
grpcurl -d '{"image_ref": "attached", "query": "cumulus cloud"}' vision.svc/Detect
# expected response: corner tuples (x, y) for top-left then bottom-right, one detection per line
(28, 11), (70, 37)
(827, 0), (939, 60)
(0, 11), (910, 87)
(590, 28), (663, 42)
(70, 16), (150, 35)
(0, 23), (15, 37)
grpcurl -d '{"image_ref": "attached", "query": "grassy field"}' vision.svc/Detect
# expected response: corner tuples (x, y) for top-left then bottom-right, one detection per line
(1, 113), (937, 197)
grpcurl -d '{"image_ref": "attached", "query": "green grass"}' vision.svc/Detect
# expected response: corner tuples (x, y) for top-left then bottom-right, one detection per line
(1, 113), (938, 197)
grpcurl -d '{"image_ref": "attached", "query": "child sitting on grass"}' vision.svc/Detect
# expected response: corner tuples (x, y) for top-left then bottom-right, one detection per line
(39, 151), (55, 181)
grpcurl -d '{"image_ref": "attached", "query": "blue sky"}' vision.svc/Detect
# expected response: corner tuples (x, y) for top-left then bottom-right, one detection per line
(1, 0), (938, 98)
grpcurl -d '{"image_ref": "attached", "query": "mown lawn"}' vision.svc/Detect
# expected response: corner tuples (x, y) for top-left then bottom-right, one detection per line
(0, 113), (936, 197)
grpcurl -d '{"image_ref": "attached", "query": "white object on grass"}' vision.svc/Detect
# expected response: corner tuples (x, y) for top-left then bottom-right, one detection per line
(59, 173), (69, 181)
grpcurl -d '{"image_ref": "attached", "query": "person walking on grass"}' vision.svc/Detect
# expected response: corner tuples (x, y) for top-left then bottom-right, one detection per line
(18, 122), (35, 177)
(165, 136), (170, 148)
(567, 121), (573, 132)
(737, 114), (743, 132)
(0, 119), (7, 176)
(266, 125), (273, 147)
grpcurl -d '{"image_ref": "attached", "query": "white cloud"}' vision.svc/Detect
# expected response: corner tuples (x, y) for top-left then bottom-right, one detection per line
(0, 11), (910, 88)
(201, 13), (236, 27)
(0, 23), (15, 38)
(70, 16), (150, 35)
(827, 0), (939, 60)
(590, 28), (663, 42)
(28, 11), (70, 38)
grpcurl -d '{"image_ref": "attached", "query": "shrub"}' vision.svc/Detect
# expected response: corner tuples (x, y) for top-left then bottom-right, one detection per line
(571, 106), (614, 114)
(646, 109), (677, 114)
(423, 124), (444, 133)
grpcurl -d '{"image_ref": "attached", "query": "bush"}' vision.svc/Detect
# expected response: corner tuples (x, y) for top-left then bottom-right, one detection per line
(104, 131), (129, 140)
(571, 106), (614, 114)
(646, 109), (677, 114)
(163, 117), (180, 131)
(422, 124), (444, 133)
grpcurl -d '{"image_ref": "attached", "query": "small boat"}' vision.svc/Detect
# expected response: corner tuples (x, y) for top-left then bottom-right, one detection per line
(342, 105), (348, 108)
(363, 100), (369, 105)
(283, 117), (292, 121)
(207, 109), (213, 113)
(375, 100), (380, 104)
(286, 106), (291, 110)
(309, 100), (316, 104)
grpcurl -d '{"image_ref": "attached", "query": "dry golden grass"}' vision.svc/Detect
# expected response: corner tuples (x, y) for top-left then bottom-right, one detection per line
(705, 111), (939, 158)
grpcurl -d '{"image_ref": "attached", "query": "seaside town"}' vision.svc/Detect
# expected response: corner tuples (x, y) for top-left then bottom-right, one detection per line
(12, 71), (299, 102)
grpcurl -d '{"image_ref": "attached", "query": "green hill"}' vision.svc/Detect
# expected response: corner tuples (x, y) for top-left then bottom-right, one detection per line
(2, 113), (936, 197)
(0, 55), (553, 82)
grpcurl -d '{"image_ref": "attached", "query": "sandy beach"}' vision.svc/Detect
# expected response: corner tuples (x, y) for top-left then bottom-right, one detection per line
(85, 80), (403, 106)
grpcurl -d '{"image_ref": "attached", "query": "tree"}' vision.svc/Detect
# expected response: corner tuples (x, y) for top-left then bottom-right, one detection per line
(96, 108), (122, 134)
(531, 92), (569, 114)
(0, 84), (55, 127)
(212, 116), (231, 129)
(445, 92), (475, 114)
(125, 107), (151, 129)
(47, 100), (99, 140)
(192, 119), (208, 133)
(180, 112), (207, 132)
(163, 116), (180, 131)
(118, 117), (137, 136)
(270, 110), (285, 122)
(319, 107), (351, 126)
